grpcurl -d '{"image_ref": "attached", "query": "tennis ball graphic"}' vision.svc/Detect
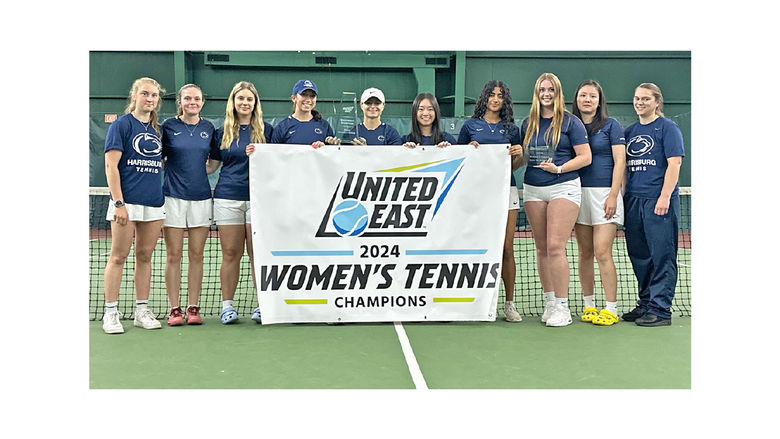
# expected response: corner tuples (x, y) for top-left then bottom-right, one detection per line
(332, 200), (369, 237)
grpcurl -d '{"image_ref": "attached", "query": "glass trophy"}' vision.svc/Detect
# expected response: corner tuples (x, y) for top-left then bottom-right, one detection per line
(336, 91), (359, 143)
(527, 143), (555, 166)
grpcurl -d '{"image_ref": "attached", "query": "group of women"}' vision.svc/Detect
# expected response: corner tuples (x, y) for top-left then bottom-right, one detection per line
(101, 73), (684, 334)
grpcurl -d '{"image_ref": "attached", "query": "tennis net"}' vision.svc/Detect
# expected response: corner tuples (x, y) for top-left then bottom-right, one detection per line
(88, 187), (691, 320)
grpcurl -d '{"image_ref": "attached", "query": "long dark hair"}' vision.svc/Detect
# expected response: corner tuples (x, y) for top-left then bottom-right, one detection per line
(572, 79), (609, 137)
(291, 92), (323, 121)
(409, 93), (444, 144)
(472, 80), (514, 133)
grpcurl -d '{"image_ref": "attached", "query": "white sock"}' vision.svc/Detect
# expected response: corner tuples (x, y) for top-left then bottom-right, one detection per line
(583, 295), (596, 309)
(136, 300), (148, 310)
(105, 301), (118, 311)
(555, 297), (569, 309)
(606, 301), (618, 315)
(544, 291), (555, 303)
(222, 300), (234, 310)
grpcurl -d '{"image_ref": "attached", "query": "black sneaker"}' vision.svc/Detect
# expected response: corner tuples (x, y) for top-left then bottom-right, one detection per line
(635, 313), (671, 327)
(622, 306), (647, 322)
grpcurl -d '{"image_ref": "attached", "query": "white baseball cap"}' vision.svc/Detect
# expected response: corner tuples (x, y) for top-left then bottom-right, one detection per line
(360, 88), (385, 104)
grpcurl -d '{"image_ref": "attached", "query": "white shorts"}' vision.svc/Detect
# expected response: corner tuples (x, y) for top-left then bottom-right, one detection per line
(523, 178), (582, 206)
(576, 187), (624, 226)
(106, 202), (165, 222)
(213, 198), (252, 226)
(163, 197), (213, 228)
(508, 186), (520, 211)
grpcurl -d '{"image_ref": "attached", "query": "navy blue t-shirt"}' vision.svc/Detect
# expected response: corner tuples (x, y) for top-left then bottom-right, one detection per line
(624, 116), (685, 199)
(104, 113), (164, 207)
(210, 122), (274, 201)
(579, 118), (626, 188)
(161, 116), (215, 201)
(344, 123), (402, 145)
(457, 118), (522, 187)
(271, 116), (334, 144)
(400, 132), (457, 145)
(521, 113), (589, 187)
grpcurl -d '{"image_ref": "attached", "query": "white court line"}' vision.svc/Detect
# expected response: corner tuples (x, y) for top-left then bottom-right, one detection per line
(393, 322), (428, 390)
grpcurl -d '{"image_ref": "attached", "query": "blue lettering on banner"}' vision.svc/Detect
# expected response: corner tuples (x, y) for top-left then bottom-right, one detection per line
(315, 158), (466, 238)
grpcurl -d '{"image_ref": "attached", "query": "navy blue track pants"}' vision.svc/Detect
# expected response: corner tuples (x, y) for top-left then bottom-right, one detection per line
(623, 195), (680, 319)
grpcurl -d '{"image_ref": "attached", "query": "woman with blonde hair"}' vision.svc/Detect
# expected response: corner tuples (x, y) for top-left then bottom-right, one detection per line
(208, 81), (273, 324)
(571, 79), (626, 326)
(160, 84), (217, 326)
(520, 72), (591, 327)
(621, 82), (684, 327)
(102, 77), (166, 334)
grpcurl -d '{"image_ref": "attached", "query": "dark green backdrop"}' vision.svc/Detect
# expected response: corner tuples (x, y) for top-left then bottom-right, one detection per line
(89, 51), (690, 187)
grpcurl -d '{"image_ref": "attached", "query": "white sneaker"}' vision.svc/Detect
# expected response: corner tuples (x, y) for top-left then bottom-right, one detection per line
(546, 304), (572, 327)
(133, 308), (162, 330)
(541, 301), (556, 323)
(102, 308), (124, 334)
(503, 301), (522, 322)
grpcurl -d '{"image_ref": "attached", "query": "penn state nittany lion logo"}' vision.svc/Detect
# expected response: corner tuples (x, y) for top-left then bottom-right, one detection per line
(132, 132), (162, 157)
(626, 135), (654, 157)
(315, 128), (323, 135)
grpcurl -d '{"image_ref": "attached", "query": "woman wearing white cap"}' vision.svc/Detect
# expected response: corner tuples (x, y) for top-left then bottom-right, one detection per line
(270, 79), (340, 148)
(345, 87), (402, 145)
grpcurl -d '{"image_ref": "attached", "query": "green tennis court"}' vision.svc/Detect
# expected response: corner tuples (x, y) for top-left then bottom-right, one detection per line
(90, 317), (690, 389)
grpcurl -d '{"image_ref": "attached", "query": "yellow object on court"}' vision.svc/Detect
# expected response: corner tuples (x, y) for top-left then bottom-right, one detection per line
(592, 309), (619, 326)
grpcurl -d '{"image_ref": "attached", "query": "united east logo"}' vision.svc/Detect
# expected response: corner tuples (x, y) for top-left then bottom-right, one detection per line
(316, 158), (465, 238)
(132, 132), (162, 157)
(626, 135), (654, 157)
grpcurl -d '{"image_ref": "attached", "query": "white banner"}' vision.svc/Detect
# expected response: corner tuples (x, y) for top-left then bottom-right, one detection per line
(249, 143), (510, 324)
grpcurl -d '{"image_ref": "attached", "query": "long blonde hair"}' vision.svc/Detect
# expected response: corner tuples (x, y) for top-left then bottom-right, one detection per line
(523, 73), (566, 150)
(176, 83), (203, 117)
(221, 81), (266, 149)
(637, 82), (665, 117)
(124, 77), (165, 136)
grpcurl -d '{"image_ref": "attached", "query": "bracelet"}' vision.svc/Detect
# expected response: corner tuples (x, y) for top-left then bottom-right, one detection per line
(556, 165), (562, 174)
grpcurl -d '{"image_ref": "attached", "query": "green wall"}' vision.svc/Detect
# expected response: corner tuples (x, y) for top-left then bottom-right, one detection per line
(90, 51), (690, 186)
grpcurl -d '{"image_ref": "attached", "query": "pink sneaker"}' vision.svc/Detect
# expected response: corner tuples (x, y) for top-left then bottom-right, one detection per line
(186, 305), (203, 325)
(168, 306), (184, 326)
